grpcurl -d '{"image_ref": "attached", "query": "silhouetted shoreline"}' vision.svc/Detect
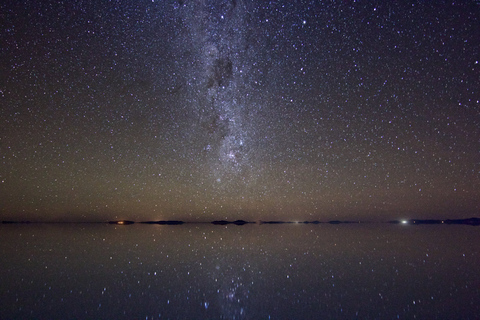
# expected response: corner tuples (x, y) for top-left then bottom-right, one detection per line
(211, 220), (251, 225)
(2, 217), (480, 226)
(389, 218), (480, 226)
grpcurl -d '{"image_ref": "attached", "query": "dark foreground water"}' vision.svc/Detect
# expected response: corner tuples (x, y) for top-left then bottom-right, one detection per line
(1, 223), (479, 319)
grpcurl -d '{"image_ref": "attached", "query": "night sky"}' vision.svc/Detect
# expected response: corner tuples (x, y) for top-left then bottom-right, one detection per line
(1, 1), (479, 222)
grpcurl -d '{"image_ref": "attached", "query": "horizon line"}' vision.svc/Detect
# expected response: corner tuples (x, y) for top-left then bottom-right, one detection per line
(2, 217), (480, 226)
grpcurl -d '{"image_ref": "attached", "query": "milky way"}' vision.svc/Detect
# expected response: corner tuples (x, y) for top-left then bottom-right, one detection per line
(183, 1), (255, 185)
(0, 1), (479, 221)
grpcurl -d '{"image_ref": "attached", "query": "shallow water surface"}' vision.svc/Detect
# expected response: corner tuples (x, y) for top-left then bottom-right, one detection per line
(1, 223), (479, 319)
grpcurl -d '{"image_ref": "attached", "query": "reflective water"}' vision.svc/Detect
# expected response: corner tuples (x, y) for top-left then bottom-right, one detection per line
(1, 223), (479, 319)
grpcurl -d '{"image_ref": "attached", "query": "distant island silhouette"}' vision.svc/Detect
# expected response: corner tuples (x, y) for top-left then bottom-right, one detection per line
(389, 218), (480, 226)
(3, 217), (480, 226)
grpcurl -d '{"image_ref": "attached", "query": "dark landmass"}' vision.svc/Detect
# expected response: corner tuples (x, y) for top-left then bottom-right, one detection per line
(327, 220), (360, 224)
(413, 219), (444, 224)
(141, 220), (185, 225)
(2, 217), (479, 225)
(232, 220), (250, 225)
(259, 221), (293, 224)
(444, 218), (480, 226)
(211, 220), (251, 225)
(328, 220), (342, 224)
(389, 217), (480, 226)
(259, 220), (361, 224)
(211, 220), (230, 225)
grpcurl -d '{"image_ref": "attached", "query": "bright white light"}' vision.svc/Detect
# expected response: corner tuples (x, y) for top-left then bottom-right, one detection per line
(401, 220), (408, 224)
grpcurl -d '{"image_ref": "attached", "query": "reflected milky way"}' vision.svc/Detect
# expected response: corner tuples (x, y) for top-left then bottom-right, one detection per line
(1, 224), (480, 319)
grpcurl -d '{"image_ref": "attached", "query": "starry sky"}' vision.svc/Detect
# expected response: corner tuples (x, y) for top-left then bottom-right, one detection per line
(1, 0), (479, 222)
